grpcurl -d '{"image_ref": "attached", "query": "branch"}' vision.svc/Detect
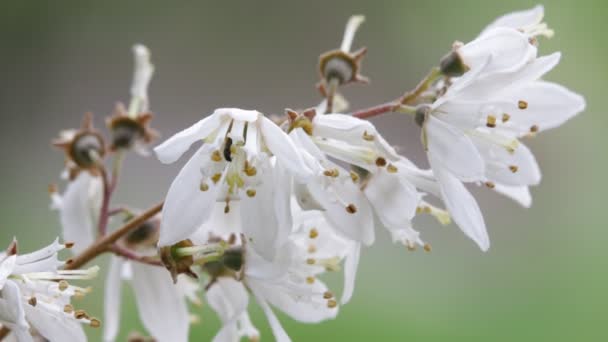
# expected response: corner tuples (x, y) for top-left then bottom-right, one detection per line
(65, 202), (163, 270)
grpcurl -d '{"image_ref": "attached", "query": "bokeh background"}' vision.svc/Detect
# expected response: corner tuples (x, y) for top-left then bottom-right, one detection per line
(0, 0), (605, 340)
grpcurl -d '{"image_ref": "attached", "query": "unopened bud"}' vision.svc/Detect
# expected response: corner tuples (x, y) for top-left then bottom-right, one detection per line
(439, 51), (469, 77)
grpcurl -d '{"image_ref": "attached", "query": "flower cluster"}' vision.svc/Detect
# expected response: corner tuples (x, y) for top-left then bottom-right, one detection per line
(1, 5), (585, 342)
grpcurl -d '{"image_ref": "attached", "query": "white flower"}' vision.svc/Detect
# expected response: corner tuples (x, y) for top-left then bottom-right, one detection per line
(103, 217), (199, 342)
(423, 50), (585, 250)
(186, 201), (354, 342)
(288, 111), (431, 249)
(154, 108), (313, 248)
(103, 258), (194, 342)
(51, 172), (103, 254)
(441, 6), (556, 78)
(0, 239), (99, 342)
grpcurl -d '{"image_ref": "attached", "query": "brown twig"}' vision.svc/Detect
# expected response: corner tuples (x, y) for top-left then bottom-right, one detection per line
(109, 244), (163, 267)
(64, 202), (163, 270)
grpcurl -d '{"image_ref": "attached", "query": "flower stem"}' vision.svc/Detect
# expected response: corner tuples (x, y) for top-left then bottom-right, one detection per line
(64, 202), (163, 270)
(109, 244), (163, 267)
(351, 67), (441, 120)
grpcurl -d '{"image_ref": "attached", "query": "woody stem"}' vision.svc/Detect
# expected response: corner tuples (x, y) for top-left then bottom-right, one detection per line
(65, 202), (163, 270)
(351, 67), (442, 119)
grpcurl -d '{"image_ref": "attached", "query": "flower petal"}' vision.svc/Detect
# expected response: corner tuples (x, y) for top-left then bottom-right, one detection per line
(481, 5), (544, 34)
(364, 170), (420, 228)
(430, 156), (490, 251)
(24, 302), (87, 342)
(500, 80), (586, 134)
(131, 262), (190, 342)
(252, 291), (291, 342)
(493, 184), (532, 208)
(473, 137), (541, 186)
(307, 177), (375, 245)
(154, 113), (221, 164)
(341, 242), (360, 304)
(206, 278), (249, 342)
(103, 256), (123, 342)
(0, 255), (16, 290)
(159, 145), (224, 246)
(57, 172), (100, 254)
(313, 114), (399, 160)
(426, 115), (485, 182)
(260, 117), (313, 180)
(240, 163), (292, 260)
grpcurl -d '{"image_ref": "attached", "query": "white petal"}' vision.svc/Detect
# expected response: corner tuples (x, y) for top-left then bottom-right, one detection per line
(482, 5), (544, 34)
(158, 145), (224, 246)
(252, 292), (291, 342)
(206, 278), (249, 342)
(260, 117), (313, 180)
(341, 242), (360, 304)
(131, 263), (190, 342)
(426, 115), (485, 182)
(473, 137), (541, 186)
(313, 114), (399, 160)
(364, 170), (420, 228)
(454, 52), (561, 101)
(154, 113), (221, 164)
(14, 239), (63, 266)
(396, 161), (441, 198)
(493, 184), (532, 208)
(218, 108), (260, 122)
(57, 173), (99, 254)
(500, 80), (586, 134)
(0, 281), (28, 332)
(459, 27), (536, 75)
(24, 304), (87, 342)
(0, 255), (16, 290)
(240, 164), (291, 261)
(103, 257), (123, 342)
(429, 157), (490, 251)
(248, 278), (337, 324)
(307, 178), (375, 245)
(244, 245), (292, 281)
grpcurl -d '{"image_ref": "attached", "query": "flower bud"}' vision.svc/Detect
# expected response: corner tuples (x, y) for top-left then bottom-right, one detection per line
(439, 51), (469, 77)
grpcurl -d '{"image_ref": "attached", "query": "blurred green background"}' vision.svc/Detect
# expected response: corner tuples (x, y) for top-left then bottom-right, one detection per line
(0, 0), (605, 340)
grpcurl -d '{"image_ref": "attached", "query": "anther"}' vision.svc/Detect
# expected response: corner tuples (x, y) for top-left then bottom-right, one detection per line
(306, 276), (315, 284)
(530, 125), (539, 133)
(90, 318), (101, 328)
(362, 131), (375, 141)
(323, 168), (340, 177)
(306, 258), (316, 265)
(244, 165), (257, 177)
(486, 115), (497, 128)
(346, 204), (357, 214)
(309, 228), (319, 239)
(74, 310), (88, 320)
(64, 241), (75, 249)
(485, 182), (496, 189)
(58, 280), (69, 291)
(502, 113), (511, 123)
(28, 297), (37, 306)
(224, 202), (230, 214)
(350, 171), (360, 183)
(518, 100), (528, 110)
(424, 244), (432, 252)
(211, 150), (222, 162)
(375, 157), (387, 167)
(199, 182), (209, 192)
(327, 299), (338, 308)
(64, 304), (74, 314)
(211, 173), (222, 184)
(509, 165), (519, 173)
(223, 137), (233, 162)
(387, 164), (398, 173)
(323, 291), (334, 299)
(246, 189), (256, 197)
